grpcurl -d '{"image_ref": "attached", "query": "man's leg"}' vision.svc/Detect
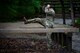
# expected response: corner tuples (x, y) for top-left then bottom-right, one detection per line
(23, 17), (48, 27)
(46, 32), (53, 48)
(24, 17), (42, 24)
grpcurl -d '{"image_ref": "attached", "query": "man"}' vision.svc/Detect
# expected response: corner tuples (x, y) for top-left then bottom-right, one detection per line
(44, 4), (55, 28)
(24, 4), (55, 48)
(24, 4), (55, 28)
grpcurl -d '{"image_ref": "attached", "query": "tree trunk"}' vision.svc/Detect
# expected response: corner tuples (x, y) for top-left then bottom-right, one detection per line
(60, 0), (66, 24)
(70, 0), (75, 26)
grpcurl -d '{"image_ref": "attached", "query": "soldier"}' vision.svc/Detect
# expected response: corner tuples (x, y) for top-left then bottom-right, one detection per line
(24, 4), (55, 48)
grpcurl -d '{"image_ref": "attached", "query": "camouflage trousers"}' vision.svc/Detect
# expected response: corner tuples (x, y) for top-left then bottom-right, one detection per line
(24, 17), (54, 28)
(24, 17), (54, 48)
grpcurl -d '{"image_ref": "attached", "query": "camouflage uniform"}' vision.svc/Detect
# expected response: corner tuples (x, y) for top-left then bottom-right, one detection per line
(24, 4), (55, 48)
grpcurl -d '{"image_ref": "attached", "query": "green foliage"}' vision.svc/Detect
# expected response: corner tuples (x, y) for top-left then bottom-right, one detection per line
(32, 0), (41, 10)
(75, 18), (80, 25)
(0, 0), (42, 22)
(20, 0), (41, 18)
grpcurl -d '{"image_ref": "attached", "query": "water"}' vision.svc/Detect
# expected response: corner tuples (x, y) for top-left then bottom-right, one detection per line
(54, 18), (72, 25)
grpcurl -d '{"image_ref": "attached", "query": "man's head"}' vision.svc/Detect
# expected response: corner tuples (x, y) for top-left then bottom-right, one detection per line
(46, 4), (51, 8)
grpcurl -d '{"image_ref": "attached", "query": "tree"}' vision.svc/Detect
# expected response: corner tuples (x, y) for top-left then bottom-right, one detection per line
(60, 0), (66, 24)
(70, 0), (75, 26)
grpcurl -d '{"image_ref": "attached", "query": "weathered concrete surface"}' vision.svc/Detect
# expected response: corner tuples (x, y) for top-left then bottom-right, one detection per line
(0, 22), (78, 40)
(0, 22), (43, 29)
(72, 33), (80, 52)
(0, 22), (78, 33)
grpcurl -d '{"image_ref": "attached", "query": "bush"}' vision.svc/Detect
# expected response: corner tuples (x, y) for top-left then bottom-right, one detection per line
(75, 18), (80, 25)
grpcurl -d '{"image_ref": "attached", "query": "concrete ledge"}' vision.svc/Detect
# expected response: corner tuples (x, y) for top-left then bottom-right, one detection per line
(0, 28), (79, 33)
(0, 22), (79, 33)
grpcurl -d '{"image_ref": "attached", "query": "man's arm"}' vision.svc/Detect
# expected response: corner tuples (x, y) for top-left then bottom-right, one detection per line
(50, 8), (55, 16)
(45, 7), (55, 15)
